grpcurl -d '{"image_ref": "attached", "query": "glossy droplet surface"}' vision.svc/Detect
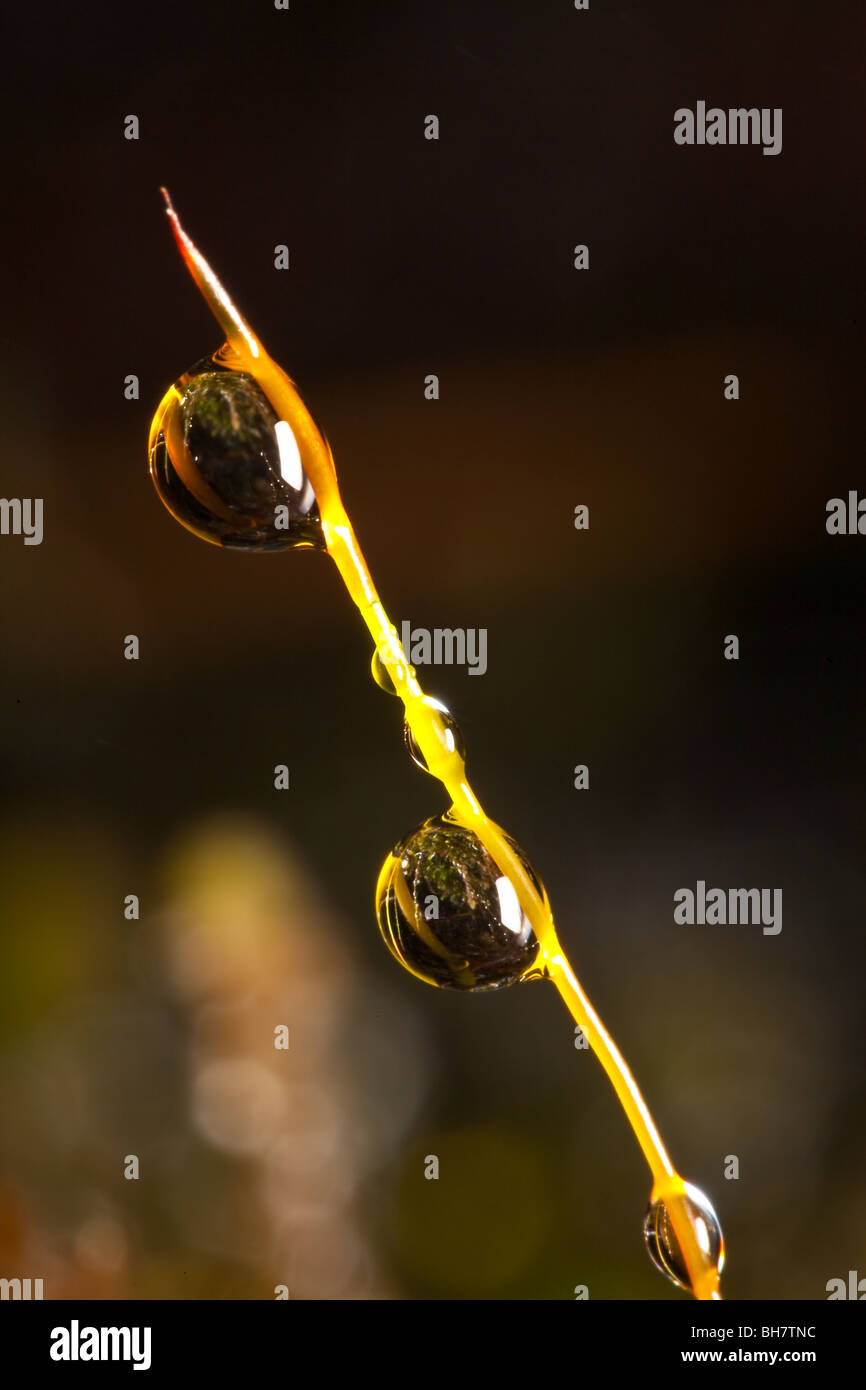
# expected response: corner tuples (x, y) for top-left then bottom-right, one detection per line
(370, 642), (413, 695)
(376, 812), (545, 991)
(149, 355), (324, 551)
(403, 698), (466, 773)
(643, 1183), (725, 1293)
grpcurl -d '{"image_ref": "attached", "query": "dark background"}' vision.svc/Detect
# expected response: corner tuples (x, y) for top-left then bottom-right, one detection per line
(0, 0), (863, 1299)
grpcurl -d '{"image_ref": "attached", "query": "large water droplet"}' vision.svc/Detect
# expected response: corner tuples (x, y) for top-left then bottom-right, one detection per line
(403, 698), (466, 774)
(149, 354), (324, 551)
(643, 1182), (725, 1293)
(376, 812), (546, 991)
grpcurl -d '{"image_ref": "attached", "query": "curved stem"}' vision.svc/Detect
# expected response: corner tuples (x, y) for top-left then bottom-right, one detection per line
(157, 190), (722, 1302)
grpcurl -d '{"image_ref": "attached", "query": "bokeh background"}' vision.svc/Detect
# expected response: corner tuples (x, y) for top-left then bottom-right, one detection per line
(0, 0), (864, 1299)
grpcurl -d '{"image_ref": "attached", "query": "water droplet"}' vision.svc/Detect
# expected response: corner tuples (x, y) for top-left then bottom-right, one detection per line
(370, 641), (413, 694)
(403, 698), (466, 773)
(643, 1182), (724, 1293)
(376, 812), (546, 991)
(149, 355), (324, 551)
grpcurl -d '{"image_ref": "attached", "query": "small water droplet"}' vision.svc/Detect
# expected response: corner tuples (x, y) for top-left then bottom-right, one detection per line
(149, 354), (324, 551)
(371, 641), (413, 694)
(403, 698), (466, 773)
(643, 1182), (724, 1292)
(376, 812), (546, 991)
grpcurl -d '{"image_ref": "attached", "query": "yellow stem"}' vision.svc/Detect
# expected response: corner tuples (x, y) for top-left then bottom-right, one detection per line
(158, 191), (721, 1301)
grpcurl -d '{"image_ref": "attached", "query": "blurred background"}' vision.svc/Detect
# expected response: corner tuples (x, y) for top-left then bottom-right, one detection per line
(0, 0), (864, 1298)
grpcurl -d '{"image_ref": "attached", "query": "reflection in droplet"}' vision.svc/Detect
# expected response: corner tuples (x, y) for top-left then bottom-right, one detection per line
(273, 419), (304, 491)
(402, 698), (466, 773)
(149, 354), (324, 551)
(643, 1182), (725, 1293)
(376, 812), (546, 991)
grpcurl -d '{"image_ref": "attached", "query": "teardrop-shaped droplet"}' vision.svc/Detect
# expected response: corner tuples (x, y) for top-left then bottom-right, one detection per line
(643, 1182), (725, 1293)
(149, 354), (325, 551)
(402, 698), (467, 774)
(376, 812), (546, 991)
(370, 641), (414, 695)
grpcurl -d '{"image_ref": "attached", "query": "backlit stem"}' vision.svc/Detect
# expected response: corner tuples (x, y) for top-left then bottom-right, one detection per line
(158, 190), (721, 1301)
